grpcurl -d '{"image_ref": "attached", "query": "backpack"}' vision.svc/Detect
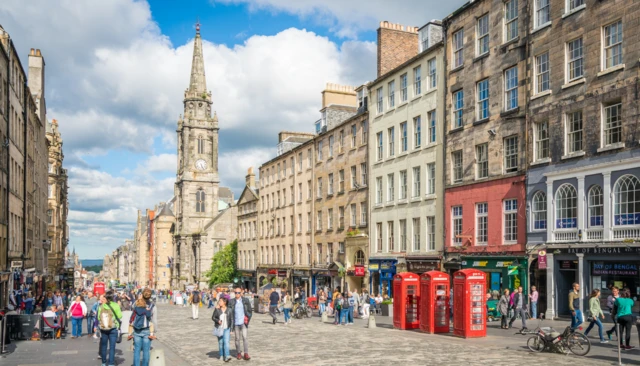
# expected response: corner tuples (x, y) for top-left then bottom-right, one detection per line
(130, 307), (152, 330)
(336, 298), (343, 311)
(99, 304), (117, 330)
(192, 291), (200, 303)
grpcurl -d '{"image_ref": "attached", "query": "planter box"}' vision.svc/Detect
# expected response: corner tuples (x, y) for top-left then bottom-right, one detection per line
(381, 303), (393, 317)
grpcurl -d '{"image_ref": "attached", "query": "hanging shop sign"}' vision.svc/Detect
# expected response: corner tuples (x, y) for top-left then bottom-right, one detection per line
(368, 263), (379, 271)
(354, 265), (365, 277)
(538, 250), (547, 269)
(267, 269), (277, 275)
(277, 270), (287, 278)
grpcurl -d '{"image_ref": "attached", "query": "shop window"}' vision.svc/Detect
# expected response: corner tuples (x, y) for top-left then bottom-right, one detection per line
(588, 185), (603, 227)
(614, 175), (640, 226)
(532, 191), (547, 230)
(556, 184), (577, 229)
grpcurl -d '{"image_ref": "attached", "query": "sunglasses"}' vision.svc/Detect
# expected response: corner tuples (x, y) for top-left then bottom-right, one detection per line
(235, 292), (241, 294)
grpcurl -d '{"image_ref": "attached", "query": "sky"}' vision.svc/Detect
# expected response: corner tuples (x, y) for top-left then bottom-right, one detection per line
(0, 0), (461, 259)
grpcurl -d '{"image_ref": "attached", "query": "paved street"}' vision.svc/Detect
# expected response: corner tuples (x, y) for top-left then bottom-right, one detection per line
(156, 302), (639, 365)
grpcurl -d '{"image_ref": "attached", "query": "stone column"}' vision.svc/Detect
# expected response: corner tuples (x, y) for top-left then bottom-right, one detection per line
(544, 251), (555, 320)
(603, 173), (612, 241)
(577, 177), (585, 242)
(546, 181), (553, 242)
(577, 253), (584, 307)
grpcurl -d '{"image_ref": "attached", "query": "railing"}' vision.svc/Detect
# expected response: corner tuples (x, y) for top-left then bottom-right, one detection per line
(585, 229), (603, 241)
(554, 230), (578, 242)
(612, 227), (640, 240)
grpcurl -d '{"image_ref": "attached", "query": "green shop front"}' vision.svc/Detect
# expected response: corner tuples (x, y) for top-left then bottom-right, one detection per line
(461, 257), (528, 297)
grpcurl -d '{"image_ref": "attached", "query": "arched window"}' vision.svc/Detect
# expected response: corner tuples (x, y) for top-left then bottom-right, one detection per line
(588, 185), (603, 227)
(614, 175), (640, 226)
(555, 184), (577, 229)
(196, 189), (205, 213)
(354, 250), (365, 265)
(197, 135), (204, 154)
(532, 191), (547, 230)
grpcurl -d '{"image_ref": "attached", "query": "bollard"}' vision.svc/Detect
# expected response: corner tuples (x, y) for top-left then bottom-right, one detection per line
(150, 348), (166, 366)
(368, 315), (377, 329)
(617, 323), (623, 366)
(321, 311), (328, 323)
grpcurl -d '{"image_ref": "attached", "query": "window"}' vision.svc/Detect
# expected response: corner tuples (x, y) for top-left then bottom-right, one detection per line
(350, 166), (356, 189)
(48, 184), (53, 198)
(339, 206), (345, 228)
(504, 67), (518, 111)
(298, 214), (302, 233)
(413, 116), (421, 148)
(328, 208), (334, 229)
(400, 73), (408, 102)
(361, 120), (367, 144)
(504, 136), (518, 173)
(535, 0), (550, 28)
(476, 143), (488, 179)
(307, 244), (311, 264)
(387, 173), (395, 201)
(354, 249), (364, 265)
(307, 180), (311, 199)
(317, 243), (322, 263)
(328, 135), (334, 157)
(290, 157), (294, 175)
(388, 80), (395, 108)
(556, 184), (578, 228)
(339, 170), (345, 192)
(197, 135), (204, 154)
(376, 223), (383, 252)
(476, 203), (488, 245)
(428, 110), (436, 143)
(504, 0), (518, 42)
(428, 58), (437, 89)
(317, 141), (323, 161)
(196, 189), (206, 213)
(399, 170), (408, 200)
(317, 177), (323, 198)
(360, 202), (367, 225)
(399, 220), (407, 252)
(400, 122), (408, 152)
(603, 103), (622, 146)
(588, 185), (603, 227)
(504, 199), (518, 243)
(340, 130), (345, 153)
(388, 221), (395, 252)
(328, 173), (334, 195)
(350, 204), (356, 226)
(47, 209), (52, 224)
(377, 87), (383, 113)
(603, 21), (623, 69)
(614, 175), (640, 226)
(453, 90), (464, 129)
(307, 212), (311, 231)
(298, 183), (302, 202)
(477, 14), (489, 56)
(452, 207), (463, 245)
(376, 132), (383, 160)
(535, 52), (549, 94)
(427, 163), (435, 195)
(376, 177), (383, 204)
(361, 163), (367, 186)
(316, 211), (323, 231)
(567, 38), (584, 81)
(426, 216), (435, 251)
(567, 0), (584, 12)
(414, 65), (421, 95)
(452, 150), (463, 183)
(535, 121), (549, 160)
(453, 29), (464, 69)
(566, 111), (583, 154)
(327, 244), (333, 262)
(388, 127), (395, 157)
(477, 79), (489, 120)
(307, 148), (312, 168)
(351, 124), (356, 148)
(298, 152), (302, 171)
(412, 167), (421, 197)
(412, 218), (421, 251)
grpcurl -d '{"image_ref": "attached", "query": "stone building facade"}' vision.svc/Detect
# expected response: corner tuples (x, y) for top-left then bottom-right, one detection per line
(237, 168), (259, 291)
(442, 0), (529, 294)
(525, 0), (640, 319)
(153, 201), (175, 290)
(368, 21), (445, 298)
(46, 120), (68, 280)
(134, 210), (148, 286)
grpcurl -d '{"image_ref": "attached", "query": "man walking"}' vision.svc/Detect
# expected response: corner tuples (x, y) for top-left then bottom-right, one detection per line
(85, 291), (98, 338)
(229, 288), (252, 361)
(528, 286), (538, 319)
(269, 289), (280, 325)
(569, 282), (582, 330)
(605, 286), (619, 340)
(189, 288), (201, 320)
(508, 286), (528, 331)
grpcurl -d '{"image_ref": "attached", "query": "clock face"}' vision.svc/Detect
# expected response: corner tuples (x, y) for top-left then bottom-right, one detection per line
(195, 159), (207, 171)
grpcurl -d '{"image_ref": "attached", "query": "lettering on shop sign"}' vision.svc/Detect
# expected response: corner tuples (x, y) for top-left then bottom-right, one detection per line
(592, 263), (638, 276)
(560, 246), (640, 255)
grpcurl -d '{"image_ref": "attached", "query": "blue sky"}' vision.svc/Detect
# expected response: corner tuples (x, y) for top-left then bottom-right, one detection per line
(1, 0), (460, 259)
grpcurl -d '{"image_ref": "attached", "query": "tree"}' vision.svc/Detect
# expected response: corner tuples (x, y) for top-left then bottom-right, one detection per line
(204, 239), (238, 288)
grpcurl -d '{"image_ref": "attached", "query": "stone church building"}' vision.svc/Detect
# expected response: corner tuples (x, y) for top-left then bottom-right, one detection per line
(173, 24), (237, 289)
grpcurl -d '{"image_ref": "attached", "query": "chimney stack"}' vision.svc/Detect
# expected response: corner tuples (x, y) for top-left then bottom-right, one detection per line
(377, 21), (419, 77)
(28, 48), (46, 123)
(246, 167), (256, 189)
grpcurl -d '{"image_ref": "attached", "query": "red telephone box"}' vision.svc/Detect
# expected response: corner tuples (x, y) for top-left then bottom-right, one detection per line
(419, 271), (450, 334)
(93, 282), (105, 295)
(392, 272), (420, 330)
(453, 269), (486, 338)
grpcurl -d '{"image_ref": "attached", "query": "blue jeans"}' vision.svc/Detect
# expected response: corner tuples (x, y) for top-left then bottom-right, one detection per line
(217, 328), (231, 358)
(71, 316), (83, 337)
(86, 316), (95, 334)
(283, 308), (291, 322)
(319, 303), (325, 315)
(531, 302), (537, 319)
(100, 328), (118, 366)
(348, 306), (354, 323)
(585, 317), (604, 341)
(340, 309), (348, 324)
(133, 328), (151, 366)
(571, 309), (583, 330)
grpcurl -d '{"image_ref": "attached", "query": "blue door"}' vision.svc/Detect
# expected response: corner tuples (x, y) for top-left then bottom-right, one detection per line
(490, 272), (501, 292)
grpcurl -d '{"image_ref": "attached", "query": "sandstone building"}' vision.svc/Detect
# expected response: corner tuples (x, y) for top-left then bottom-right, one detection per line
(237, 168), (259, 291)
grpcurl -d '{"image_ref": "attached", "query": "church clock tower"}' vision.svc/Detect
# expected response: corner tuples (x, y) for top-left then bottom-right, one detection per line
(174, 23), (219, 286)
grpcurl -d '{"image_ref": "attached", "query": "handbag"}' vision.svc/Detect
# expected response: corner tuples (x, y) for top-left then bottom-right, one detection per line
(106, 303), (123, 344)
(213, 325), (224, 337)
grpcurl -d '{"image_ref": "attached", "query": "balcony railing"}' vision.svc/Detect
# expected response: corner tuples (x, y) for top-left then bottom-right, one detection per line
(613, 227), (640, 240)
(554, 230), (578, 242)
(585, 229), (603, 241)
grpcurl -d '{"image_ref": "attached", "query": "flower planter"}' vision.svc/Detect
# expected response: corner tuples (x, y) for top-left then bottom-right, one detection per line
(381, 303), (393, 317)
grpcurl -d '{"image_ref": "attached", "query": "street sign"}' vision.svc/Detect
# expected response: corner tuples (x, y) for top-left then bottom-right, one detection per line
(507, 266), (519, 275)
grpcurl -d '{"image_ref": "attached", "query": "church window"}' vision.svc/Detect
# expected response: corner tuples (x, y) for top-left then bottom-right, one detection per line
(197, 136), (204, 154)
(196, 189), (206, 213)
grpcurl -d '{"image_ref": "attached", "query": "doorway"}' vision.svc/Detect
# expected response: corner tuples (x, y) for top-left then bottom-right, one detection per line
(557, 266), (577, 316)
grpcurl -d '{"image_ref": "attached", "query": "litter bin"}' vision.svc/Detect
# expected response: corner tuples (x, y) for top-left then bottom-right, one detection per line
(636, 316), (640, 347)
(253, 296), (259, 313)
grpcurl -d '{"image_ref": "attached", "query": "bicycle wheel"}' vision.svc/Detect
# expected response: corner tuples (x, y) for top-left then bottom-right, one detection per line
(527, 335), (545, 352)
(567, 332), (591, 356)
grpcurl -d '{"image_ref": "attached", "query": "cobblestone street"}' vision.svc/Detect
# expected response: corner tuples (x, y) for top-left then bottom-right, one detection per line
(156, 303), (632, 365)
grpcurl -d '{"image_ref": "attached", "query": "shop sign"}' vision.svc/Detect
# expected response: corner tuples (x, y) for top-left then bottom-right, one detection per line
(354, 265), (365, 277)
(368, 263), (379, 271)
(293, 270), (306, 276)
(538, 250), (547, 269)
(267, 269), (277, 275)
(54, 275), (59, 281)
(277, 270), (287, 277)
(407, 261), (439, 273)
(10, 261), (22, 268)
(556, 218), (577, 229)
(472, 261), (488, 267)
(615, 213), (640, 226)
(495, 261), (513, 268)
(241, 272), (254, 278)
(553, 246), (640, 255)
(380, 261), (394, 270)
(346, 270), (355, 276)
(592, 263), (638, 276)
(561, 260), (576, 269)
(507, 266), (519, 275)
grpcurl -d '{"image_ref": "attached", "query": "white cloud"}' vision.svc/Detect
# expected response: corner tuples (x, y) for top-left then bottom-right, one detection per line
(218, 147), (273, 193)
(136, 154), (177, 175)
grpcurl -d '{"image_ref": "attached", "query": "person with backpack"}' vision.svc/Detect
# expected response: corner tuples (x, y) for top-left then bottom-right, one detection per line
(127, 296), (157, 366)
(333, 293), (343, 325)
(189, 288), (201, 320)
(85, 291), (98, 338)
(360, 289), (371, 319)
(67, 295), (87, 338)
(97, 292), (123, 366)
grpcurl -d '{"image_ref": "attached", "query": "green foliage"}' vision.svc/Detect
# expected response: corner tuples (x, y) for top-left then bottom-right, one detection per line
(85, 265), (102, 273)
(261, 278), (268, 286)
(204, 240), (238, 288)
(381, 299), (393, 305)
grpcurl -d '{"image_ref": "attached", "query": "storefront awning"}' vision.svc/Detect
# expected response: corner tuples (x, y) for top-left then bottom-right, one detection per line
(328, 262), (344, 271)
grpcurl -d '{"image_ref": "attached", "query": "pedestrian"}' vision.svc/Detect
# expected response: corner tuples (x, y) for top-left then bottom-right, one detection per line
(189, 288), (201, 320)
(97, 292), (122, 366)
(53, 290), (63, 308)
(528, 286), (538, 319)
(614, 288), (635, 350)
(508, 286), (528, 331)
(333, 293), (343, 325)
(67, 295), (87, 339)
(606, 286), (620, 340)
(175, 291), (183, 306)
(269, 289), (280, 324)
(229, 287), (252, 360)
(347, 291), (355, 324)
(584, 289), (607, 343)
(23, 291), (34, 315)
(127, 295), (157, 366)
(282, 290), (292, 324)
(212, 297), (233, 362)
(360, 289), (371, 318)
(85, 291), (98, 338)
(499, 289), (510, 329)
(351, 289), (360, 319)
(568, 282), (583, 331)
(317, 289), (326, 316)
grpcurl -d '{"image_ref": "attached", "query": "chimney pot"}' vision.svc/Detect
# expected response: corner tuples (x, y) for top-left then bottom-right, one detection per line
(30, 48), (35, 55)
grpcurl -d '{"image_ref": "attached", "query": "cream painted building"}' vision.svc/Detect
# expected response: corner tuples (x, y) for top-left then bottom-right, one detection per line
(46, 120), (68, 280)
(237, 168), (259, 291)
(153, 200), (175, 290)
(368, 21), (445, 297)
(134, 210), (148, 286)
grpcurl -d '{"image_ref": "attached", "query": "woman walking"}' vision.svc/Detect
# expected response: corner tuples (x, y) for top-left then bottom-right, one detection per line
(498, 289), (510, 329)
(317, 290), (326, 316)
(68, 295), (87, 338)
(584, 289), (608, 343)
(127, 296), (157, 366)
(212, 297), (233, 362)
(98, 292), (122, 366)
(614, 289), (636, 350)
(282, 290), (292, 324)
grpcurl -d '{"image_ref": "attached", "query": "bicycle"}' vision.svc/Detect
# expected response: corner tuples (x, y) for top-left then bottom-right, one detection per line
(526, 321), (591, 356)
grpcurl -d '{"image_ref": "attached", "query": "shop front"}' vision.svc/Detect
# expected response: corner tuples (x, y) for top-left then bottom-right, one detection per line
(461, 256), (528, 300)
(406, 257), (441, 275)
(239, 271), (257, 292)
(369, 259), (397, 298)
(291, 270), (310, 295)
(345, 265), (366, 293)
(312, 269), (339, 294)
